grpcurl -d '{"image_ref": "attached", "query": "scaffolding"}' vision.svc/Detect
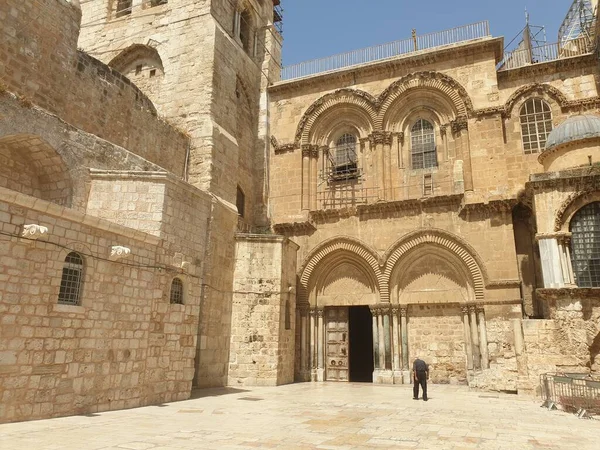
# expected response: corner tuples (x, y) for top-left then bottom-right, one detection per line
(273, 0), (283, 35)
(559, 0), (597, 47)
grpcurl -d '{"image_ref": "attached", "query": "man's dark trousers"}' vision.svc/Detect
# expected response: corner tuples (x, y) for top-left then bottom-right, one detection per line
(413, 371), (427, 400)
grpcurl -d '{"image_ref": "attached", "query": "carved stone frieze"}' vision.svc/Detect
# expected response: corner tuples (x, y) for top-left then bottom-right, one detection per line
(450, 116), (469, 134)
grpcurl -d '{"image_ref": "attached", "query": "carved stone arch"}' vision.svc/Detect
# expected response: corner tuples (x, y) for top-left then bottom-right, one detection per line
(383, 229), (488, 300)
(298, 237), (384, 304)
(377, 72), (473, 130)
(109, 44), (165, 75)
(505, 83), (567, 118)
(295, 89), (378, 145)
(555, 189), (600, 232)
(0, 134), (73, 207)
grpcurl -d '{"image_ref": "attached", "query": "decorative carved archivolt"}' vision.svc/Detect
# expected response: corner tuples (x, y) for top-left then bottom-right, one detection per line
(504, 83), (568, 118)
(294, 71), (472, 146)
(554, 188), (600, 231)
(382, 229), (487, 301)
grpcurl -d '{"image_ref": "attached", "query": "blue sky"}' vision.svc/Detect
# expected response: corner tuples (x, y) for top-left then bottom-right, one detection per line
(281, 0), (572, 66)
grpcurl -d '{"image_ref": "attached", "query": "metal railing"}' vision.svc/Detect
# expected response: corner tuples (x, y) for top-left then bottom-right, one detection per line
(281, 21), (491, 81)
(498, 36), (594, 71)
(541, 373), (600, 418)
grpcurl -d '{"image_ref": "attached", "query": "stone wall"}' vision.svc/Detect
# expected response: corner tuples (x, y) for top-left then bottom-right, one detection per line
(0, 0), (189, 176)
(0, 187), (202, 423)
(407, 304), (466, 384)
(228, 235), (298, 386)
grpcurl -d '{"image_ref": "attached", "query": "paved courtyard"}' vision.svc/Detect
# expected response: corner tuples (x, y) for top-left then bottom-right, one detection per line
(1, 383), (599, 450)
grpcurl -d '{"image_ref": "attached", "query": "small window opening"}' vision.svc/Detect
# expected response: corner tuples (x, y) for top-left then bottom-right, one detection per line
(116, 0), (132, 18)
(170, 278), (184, 304)
(285, 299), (291, 330)
(236, 186), (246, 218)
(58, 252), (84, 305)
(423, 173), (433, 196)
(239, 10), (253, 54)
(135, 64), (143, 75)
(149, 69), (156, 77)
(150, 0), (168, 6)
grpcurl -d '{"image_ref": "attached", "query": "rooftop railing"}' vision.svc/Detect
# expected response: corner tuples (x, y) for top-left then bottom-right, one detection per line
(498, 36), (595, 71)
(281, 21), (491, 81)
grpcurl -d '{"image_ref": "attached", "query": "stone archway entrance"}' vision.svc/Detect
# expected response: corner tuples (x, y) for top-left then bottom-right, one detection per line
(324, 306), (374, 382)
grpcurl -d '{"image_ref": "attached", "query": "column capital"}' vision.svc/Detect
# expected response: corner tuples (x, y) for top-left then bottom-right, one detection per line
(316, 308), (324, 318)
(369, 131), (393, 146)
(468, 304), (477, 314)
(301, 144), (319, 158)
(391, 306), (400, 314)
(461, 305), (470, 315)
(400, 306), (408, 317)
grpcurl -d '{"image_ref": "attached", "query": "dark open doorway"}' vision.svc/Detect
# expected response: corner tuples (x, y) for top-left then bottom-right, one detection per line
(349, 306), (374, 382)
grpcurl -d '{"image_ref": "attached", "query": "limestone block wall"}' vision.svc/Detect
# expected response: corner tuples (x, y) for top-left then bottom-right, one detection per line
(228, 235), (298, 386)
(0, 96), (167, 212)
(0, 187), (203, 423)
(77, 0), (279, 226)
(0, 0), (189, 176)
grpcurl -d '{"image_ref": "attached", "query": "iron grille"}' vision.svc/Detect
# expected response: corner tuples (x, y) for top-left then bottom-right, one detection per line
(570, 202), (600, 287)
(170, 278), (184, 304)
(58, 252), (84, 305)
(520, 99), (553, 154)
(411, 119), (437, 169)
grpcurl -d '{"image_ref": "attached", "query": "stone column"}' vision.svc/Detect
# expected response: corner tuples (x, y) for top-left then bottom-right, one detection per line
(377, 308), (385, 371)
(311, 147), (321, 211)
(370, 306), (379, 372)
(317, 308), (325, 381)
(469, 305), (481, 369)
(309, 308), (316, 380)
(392, 307), (401, 372)
(400, 306), (409, 378)
(301, 145), (311, 211)
(558, 234), (575, 287)
(537, 235), (567, 288)
(477, 305), (489, 370)
(461, 305), (474, 370)
(383, 307), (392, 370)
(300, 308), (308, 379)
(451, 118), (473, 192)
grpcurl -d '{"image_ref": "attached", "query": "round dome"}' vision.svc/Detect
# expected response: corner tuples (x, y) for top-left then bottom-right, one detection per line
(545, 114), (600, 150)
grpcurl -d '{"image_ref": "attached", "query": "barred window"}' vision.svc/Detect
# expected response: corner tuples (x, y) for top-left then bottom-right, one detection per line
(58, 252), (84, 305)
(570, 202), (600, 287)
(149, 0), (168, 6)
(411, 119), (437, 169)
(332, 133), (357, 175)
(520, 99), (553, 154)
(115, 0), (132, 18)
(170, 278), (184, 305)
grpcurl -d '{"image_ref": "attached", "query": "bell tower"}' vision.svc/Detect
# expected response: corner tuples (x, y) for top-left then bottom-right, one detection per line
(78, 0), (283, 230)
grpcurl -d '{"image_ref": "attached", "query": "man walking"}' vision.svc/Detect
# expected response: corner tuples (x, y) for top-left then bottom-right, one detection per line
(412, 356), (429, 401)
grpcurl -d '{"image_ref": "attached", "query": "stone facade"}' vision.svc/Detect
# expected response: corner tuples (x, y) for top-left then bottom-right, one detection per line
(1, 0), (600, 425)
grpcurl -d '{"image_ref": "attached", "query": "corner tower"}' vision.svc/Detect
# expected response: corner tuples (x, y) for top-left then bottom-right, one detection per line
(78, 0), (283, 230)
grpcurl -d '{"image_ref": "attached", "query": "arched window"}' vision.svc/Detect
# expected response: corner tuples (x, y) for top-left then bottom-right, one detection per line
(115, 0), (132, 18)
(570, 202), (600, 287)
(170, 278), (184, 304)
(411, 119), (436, 169)
(58, 252), (84, 305)
(331, 133), (358, 178)
(520, 99), (553, 154)
(236, 185), (246, 218)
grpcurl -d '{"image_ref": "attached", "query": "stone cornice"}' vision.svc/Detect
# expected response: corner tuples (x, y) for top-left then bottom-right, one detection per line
(272, 221), (317, 234)
(486, 279), (521, 289)
(497, 53), (597, 83)
(538, 136), (600, 165)
(269, 38), (503, 93)
(535, 231), (572, 242)
(536, 288), (600, 300)
(528, 167), (600, 190)
(459, 197), (517, 214)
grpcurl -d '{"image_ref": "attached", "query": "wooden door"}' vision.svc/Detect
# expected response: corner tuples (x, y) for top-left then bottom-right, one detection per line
(326, 307), (349, 381)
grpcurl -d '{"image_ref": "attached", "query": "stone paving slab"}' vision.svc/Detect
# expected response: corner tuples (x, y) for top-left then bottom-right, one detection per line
(1, 383), (599, 450)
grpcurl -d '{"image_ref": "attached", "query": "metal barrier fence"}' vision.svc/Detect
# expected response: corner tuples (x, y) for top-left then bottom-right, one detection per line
(541, 373), (600, 418)
(499, 36), (594, 71)
(281, 21), (491, 81)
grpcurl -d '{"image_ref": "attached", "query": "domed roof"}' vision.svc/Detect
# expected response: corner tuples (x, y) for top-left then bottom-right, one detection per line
(545, 115), (600, 150)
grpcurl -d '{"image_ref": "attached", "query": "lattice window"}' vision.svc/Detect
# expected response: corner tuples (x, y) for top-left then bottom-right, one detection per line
(58, 252), (84, 305)
(332, 133), (358, 175)
(520, 99), (553, 154)
(115, 0), (132, 18)
(411, 119), (437, 169)
(170, 278), (184, 304)
(570, 202), (600, 287)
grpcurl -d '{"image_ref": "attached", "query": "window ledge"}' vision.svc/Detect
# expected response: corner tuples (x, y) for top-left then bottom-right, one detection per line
(53, 304), (86, 315)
